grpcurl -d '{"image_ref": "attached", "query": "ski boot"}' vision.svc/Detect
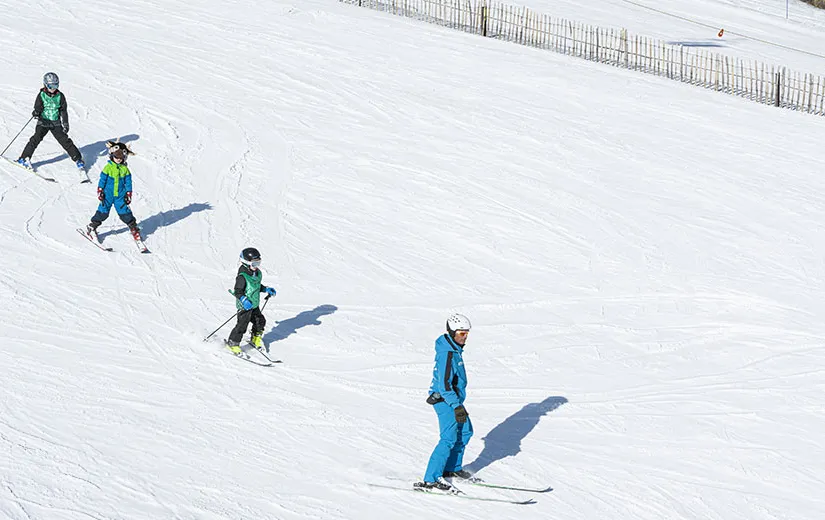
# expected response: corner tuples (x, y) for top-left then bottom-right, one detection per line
(17, 157), (32, 170)
(129, 223), (142, 241)
(225, 340), (242, 355)
(251, 333), (264, 350)
(413, 479), (455, 494)
(86, 221), (100, 238)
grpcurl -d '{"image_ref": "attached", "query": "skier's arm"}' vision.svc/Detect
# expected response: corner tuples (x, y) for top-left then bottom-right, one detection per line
(123, 169), (133, 193)
(95, 172), (108, 201)
(122, 171), (133, 205)
(233, 274), (247, 299)
(433, 350), (460, 408)
(32, 94), (43, 119)
(58, 94), (69, 132)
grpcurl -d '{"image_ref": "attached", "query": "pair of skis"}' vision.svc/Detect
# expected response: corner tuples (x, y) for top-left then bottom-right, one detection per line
(2, 156), (89, 183)
(76, 226), (149, 254)
(373, 476), (552, 505)
(224, 340), (282, 367)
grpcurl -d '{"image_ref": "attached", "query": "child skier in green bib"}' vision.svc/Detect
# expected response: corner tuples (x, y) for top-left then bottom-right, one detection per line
(18, 72), (84, 170)
(226, 247), (277, 354)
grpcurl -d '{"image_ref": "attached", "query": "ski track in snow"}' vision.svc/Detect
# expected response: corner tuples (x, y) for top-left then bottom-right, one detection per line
(1, 0), (825, 518)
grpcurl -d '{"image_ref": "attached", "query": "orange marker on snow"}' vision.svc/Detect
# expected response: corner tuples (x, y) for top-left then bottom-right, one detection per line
(718, 28), (725, 38)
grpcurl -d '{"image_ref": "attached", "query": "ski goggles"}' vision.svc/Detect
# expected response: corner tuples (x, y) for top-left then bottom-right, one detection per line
(250, 259), (261, 268)
(45, 83), (58, 90)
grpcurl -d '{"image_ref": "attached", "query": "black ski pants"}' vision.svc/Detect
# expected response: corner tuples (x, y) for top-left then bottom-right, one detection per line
(20, 124), (82, 162)
(228, 307), (266, 344)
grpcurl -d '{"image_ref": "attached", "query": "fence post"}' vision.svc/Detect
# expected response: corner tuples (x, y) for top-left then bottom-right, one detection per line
(595, 27), (599, 62)
(808, 74), (814, 113)
(482, 2), (488, 37)
(775, 70), (782, 107)
(621, 29), (628, 69)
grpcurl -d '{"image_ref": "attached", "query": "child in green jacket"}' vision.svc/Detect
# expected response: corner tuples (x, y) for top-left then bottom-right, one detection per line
(18, 72), (84, 170)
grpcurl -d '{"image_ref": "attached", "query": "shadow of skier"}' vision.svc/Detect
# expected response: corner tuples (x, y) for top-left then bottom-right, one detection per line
(33, 134), (140, 172)
(465, 395), (568, 474)
(97, 202), (212, 239)
(263, 304), (338, 345)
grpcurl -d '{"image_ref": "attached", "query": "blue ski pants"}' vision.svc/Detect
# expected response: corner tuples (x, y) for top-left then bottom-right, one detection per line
(423, 401), (474, 482)
(92, 196), (135, 227)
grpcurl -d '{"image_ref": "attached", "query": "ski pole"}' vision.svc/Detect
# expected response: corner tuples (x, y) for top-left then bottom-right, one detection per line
(204, 293), (272, 342)
(257, 295), (277, 358)
(203, 309), (241, 342)
(255, 347), (277, 364)
(1, 116), (34, 157)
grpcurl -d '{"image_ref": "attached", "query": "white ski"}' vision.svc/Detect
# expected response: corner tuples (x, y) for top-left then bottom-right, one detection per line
(369, 483), (536, 505)
(1, 156), (57, 182)
(76, 227), (113, 252)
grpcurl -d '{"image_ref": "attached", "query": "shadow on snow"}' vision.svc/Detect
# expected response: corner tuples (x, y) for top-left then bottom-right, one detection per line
(666, 40), (726, 47)
(465, 395), (568, 474)
(263, 304), (338, 344)
(98, 202), (212, 239)
(33, 133), (140, 172)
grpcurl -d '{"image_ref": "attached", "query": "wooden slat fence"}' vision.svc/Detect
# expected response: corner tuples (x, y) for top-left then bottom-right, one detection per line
(341, 0), (825, 116)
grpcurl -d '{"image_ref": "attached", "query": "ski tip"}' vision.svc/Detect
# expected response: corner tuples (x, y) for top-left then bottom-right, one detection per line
(473, 482), (554, 493)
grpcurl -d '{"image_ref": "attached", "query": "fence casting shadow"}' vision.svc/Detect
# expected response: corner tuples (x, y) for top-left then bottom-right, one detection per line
(666, 40), (726, 48)
(263, 304), (338, 345)
(465, 395), (568, 474)
(98, 202), (212, 239)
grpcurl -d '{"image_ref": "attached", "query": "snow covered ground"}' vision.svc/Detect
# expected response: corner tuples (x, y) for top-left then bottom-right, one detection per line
(520, 0), (825, 69)
(1, 0), (825, 518)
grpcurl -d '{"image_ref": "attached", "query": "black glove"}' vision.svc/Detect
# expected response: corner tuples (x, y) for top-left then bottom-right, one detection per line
(454, 405), (469, 424)
(32, 110), (40, 119)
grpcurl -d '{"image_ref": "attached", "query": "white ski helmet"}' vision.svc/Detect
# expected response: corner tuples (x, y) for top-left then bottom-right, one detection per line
(43, 72), (59, 89)
(446, 313), (472, 335)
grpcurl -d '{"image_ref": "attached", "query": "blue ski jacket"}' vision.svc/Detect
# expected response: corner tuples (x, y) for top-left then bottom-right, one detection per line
(98, 161), (132, 200)
(428, 334), (468, 409)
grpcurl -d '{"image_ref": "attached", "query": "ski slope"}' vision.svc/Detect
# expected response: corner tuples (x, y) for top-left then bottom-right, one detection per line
(2, 0), (825, 518)
(521, 0), (825, 69)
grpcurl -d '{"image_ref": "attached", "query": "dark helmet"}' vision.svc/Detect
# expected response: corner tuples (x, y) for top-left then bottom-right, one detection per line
(43, 72), (59, 89)
(240, 247), (261, 268)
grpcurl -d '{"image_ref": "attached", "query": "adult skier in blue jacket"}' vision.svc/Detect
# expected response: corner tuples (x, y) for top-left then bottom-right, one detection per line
(415, 314), (474, 493)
